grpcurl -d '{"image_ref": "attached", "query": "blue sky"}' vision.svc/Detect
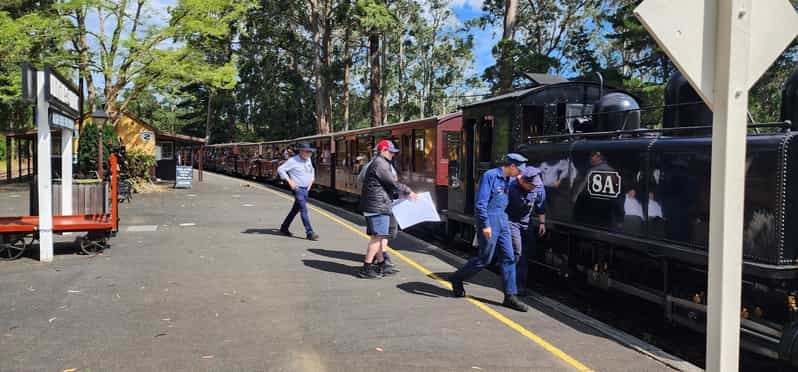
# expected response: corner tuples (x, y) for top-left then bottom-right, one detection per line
(449, 0), (498, 75)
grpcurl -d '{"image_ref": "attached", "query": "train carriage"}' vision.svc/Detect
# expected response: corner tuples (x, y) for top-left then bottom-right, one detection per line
(330, 113), (461, 205)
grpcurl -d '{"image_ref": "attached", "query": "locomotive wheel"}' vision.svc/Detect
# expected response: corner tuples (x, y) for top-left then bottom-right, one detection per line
(0, 234), (33, 260)
(78, 235), (108, 255)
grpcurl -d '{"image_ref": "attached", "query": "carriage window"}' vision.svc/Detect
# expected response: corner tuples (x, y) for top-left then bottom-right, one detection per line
(478, 120), (493, 163)
(445, 131), (460, 161)
(522, 106), (545, 141)
(320, 140), (331, 166)
(413, 128), (435, 175)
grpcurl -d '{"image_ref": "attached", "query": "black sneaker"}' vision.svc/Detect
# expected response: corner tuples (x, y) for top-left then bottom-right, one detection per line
(279, 229), (292, 237)
(307, 233), (319, 241)
(451, 277), (465, 297)
(357, 263), (383, 279)
(382, 261), (400, 275)
(377, 262), (398, 276)
(503, 295), (529, 312)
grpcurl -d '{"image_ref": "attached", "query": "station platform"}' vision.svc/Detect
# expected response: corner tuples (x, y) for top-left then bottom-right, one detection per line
(0, 172), (696, 371)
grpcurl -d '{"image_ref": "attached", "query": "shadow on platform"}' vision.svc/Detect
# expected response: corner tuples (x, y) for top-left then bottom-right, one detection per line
(242, 228), (306, 240)
(308, 248), (362, 262)
(302, 259), (360, 277)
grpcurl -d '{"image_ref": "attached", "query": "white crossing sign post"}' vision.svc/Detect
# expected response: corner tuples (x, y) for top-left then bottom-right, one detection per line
(23, 64), (80, 262)
(634, 1), (798, 370)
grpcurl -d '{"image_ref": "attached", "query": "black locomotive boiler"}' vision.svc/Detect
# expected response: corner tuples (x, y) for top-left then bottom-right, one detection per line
(443, 71), (798, 365)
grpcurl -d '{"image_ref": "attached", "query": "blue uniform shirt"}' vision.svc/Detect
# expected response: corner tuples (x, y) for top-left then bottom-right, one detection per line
(475, 167), (511, 229)
(506, 177), (546, 224)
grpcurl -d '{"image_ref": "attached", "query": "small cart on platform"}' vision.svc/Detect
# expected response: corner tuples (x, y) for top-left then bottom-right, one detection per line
(0, 155), (120, 260)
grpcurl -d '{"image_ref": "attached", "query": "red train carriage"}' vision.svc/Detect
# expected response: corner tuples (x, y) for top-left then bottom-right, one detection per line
(330, 112), (462, 206)
(203, 112), (462, 209)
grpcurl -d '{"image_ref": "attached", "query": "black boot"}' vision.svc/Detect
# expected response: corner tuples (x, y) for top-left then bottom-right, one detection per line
(357, 263), (383, 279)
(380, 261), (399, 275)
(503, 295), (528, 312)
(451, 277), (465, 297)
(383, 253), (400, 273)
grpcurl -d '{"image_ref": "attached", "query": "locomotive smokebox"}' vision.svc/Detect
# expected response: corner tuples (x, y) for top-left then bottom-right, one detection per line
(663, 71), (713, 129)
(593, 92), (641, 132)
(781, 68), (798, 130)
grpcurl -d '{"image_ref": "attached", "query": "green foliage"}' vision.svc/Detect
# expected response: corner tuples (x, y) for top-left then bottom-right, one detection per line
(77, 123), (120, 176)
(355, 0), (396, 33)
(124, 149), (156, 181)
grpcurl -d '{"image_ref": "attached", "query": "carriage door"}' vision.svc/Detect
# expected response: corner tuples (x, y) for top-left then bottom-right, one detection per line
(448, 119), (476, 215)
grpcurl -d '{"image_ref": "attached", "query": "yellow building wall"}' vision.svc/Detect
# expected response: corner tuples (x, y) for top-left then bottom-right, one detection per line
(115, 114), (156, 157)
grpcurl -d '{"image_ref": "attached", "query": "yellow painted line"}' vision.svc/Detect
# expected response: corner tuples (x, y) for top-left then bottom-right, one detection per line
(213, 173), (592, 372)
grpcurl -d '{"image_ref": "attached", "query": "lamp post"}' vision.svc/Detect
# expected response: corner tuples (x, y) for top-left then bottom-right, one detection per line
(91, 109), (108, 177)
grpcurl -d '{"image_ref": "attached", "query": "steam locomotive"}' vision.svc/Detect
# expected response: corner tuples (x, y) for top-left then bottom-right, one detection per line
(205, 70), (798, 365)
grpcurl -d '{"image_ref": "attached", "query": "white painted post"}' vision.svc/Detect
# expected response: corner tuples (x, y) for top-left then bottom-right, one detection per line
(61, 128), (73, 215)
(36, 70), (53, 262)
(706, 1), (749, 370)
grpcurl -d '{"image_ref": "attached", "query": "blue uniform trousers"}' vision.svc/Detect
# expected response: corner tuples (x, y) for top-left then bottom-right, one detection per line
(453, 213), (518, 296)
(509, 221), (537, 290)
(281, 187), (314, 235)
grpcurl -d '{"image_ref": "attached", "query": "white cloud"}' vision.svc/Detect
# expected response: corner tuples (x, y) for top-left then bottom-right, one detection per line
(449, 0), (484, 10)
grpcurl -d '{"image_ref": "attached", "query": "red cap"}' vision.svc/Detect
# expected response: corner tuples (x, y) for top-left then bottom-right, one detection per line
(377, 140), (400, 153)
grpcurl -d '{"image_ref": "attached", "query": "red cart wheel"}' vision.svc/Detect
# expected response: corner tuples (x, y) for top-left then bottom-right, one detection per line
(78, 232), (108, 255)
(0, 234), (33, 260)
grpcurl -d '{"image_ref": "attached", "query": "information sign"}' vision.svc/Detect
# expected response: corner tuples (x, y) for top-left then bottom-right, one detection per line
(175, 165), (193, 189)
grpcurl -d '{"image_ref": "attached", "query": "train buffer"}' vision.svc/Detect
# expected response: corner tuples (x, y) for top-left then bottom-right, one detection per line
(0, 172), (698, 371)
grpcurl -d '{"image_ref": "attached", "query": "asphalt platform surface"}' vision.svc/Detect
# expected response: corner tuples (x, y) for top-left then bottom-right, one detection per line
(0, 173), (684, 371)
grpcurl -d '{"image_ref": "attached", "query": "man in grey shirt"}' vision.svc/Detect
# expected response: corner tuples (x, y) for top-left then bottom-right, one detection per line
(278, 143), (319, 241)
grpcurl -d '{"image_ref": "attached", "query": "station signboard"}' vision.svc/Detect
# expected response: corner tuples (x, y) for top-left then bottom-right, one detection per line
(44, 65), (79, 120)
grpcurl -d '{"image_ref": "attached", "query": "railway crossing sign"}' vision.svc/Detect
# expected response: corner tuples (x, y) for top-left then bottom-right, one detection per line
(635, 1), (798, 371)
(635, 0), (798, 108)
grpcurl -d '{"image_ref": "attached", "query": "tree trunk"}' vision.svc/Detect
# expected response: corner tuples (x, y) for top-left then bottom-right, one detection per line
(75, 6), (96, 113)
(205, 90), (214, 143)
(311, 0), (331, 134)
(398, 32), (405, 122)
(381, 33), (388, 125)
(499, 0), (518, 92)
(343, 25), (351, 131)
(369, 33), (383, 127)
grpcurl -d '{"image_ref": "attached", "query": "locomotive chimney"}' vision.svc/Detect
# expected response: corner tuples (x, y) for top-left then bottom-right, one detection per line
(663, 71), (713, 130)
(781, 68), (798, 131)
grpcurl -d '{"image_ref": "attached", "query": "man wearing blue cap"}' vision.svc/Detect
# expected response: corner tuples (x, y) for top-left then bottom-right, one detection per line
(278, 143), (319, 241)
(450, 153), (529, 312)
(507, 165), (546, 296)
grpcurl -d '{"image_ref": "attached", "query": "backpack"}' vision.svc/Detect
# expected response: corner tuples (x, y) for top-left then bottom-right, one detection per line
(357, 159), (374, 186)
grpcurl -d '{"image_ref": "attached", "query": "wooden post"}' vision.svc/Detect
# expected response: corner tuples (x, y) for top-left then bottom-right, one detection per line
(27, 140), (31, 178)
(6, 136), (11, 183)
(97, 132), (103, 177)
(199, 145), (204, 182)
(17, 138), (22, 181)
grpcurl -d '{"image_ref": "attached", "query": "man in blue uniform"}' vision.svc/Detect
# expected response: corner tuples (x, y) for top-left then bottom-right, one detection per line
(507, 166), (546, 296)
(450, 153), (529, 312)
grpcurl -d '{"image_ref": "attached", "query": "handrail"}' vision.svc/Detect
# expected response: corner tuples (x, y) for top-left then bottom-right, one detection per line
(524, 121), (793, 143)
(109, 153), (118, 231)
